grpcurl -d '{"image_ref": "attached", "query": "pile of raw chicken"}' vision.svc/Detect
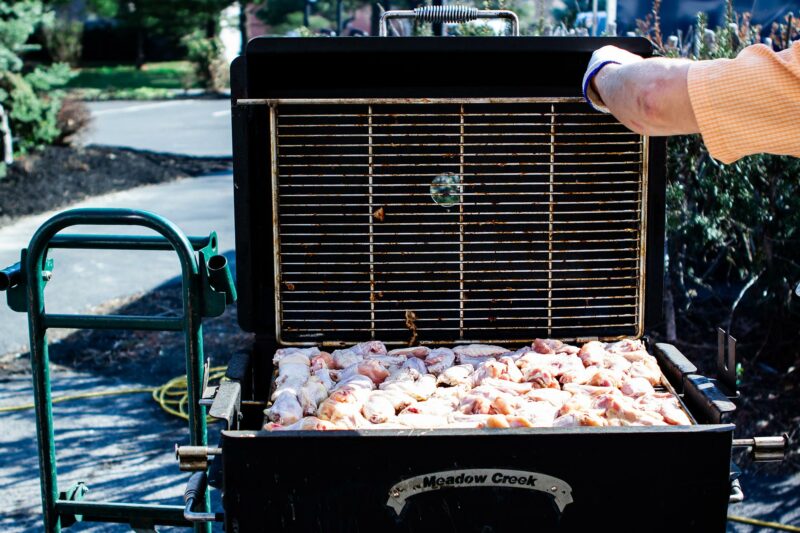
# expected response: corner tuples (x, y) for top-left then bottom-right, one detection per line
(264, 338), (692, 430)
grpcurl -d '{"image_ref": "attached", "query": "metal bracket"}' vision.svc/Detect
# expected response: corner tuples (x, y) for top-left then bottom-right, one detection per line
(59, 482), (89, 527)
(208, 380), (242, 429)
(732, 434), (788, 462)
(717, 328), (739, 397)
(3, 252), (54, 313)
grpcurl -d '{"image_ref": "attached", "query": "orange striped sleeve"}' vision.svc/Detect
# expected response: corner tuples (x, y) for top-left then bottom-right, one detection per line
(687, 41), (800, 164)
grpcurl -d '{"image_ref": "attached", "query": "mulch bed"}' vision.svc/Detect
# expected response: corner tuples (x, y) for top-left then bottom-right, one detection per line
(0, 145), (231, 227)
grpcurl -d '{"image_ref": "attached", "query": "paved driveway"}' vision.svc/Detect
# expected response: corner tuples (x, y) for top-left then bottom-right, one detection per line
(84, 100), (232, 157)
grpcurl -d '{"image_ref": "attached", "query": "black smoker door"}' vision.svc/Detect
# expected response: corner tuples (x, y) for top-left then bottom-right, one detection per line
(221, 426), (733, 532)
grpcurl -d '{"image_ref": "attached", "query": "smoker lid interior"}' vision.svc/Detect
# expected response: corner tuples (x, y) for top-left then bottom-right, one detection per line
(231, 36), (666, 346)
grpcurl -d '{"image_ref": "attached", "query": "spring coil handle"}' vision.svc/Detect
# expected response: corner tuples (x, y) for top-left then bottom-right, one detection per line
(379, 5), (520, 36)
(414, 5), (479, 23)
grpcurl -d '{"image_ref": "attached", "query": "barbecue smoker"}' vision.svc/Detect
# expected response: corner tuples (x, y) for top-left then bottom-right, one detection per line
(196, 9), (784, 532)
(1, 6), (787, 533)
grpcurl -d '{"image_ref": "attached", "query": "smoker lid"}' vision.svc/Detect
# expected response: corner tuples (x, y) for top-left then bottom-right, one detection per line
(231, 36), (666, 346)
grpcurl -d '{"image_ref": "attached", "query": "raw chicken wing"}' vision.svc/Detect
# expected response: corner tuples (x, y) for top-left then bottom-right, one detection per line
(299, 375), (329, 415)
(266, 389), (303, 425)
(437, 364), (474, 386)
(424, 348), (456, 376)
(389, 346), (430, 358)
(265, 416), (338, 431)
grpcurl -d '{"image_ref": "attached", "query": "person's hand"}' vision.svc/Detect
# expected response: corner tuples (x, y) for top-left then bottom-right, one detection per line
(582, 45), (644, 113)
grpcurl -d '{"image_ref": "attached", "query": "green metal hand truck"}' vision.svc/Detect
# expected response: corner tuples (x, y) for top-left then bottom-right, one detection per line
(0, 208), (236, 532)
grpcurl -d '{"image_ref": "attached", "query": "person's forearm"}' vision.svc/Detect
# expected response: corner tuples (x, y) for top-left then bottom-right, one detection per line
(592, 58), (700, 136)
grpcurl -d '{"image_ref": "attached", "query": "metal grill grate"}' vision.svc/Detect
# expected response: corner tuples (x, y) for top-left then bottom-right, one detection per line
(261, 97), (648, 346)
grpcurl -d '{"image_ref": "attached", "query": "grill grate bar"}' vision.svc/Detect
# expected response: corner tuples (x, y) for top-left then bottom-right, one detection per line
(280, 141), (642, 149)
(282, 195), (637, 208)
(280, 226), (641, 237)
(286, 314), (638, 324)
(278, 112), (616, 118)
(278, 111), (615, 119)
(284, 305), (637, 313)
(282, 214), (640, 226)
(548, 103), (556, 336)
(278, 176), (637, 182)
(279, 183), (642, 189)
(279, 160), (639, 169)
(283, 189), (639, 197)
(280, 206), (641, 215)
(459, 104), (466, 337)
(368, 104), (376, 339)
(283, 295), (637, 303)
(280, 150), (643, 159)
(281, 249), (636, 258)
(282, 275), (639, 285)
(279, 235), (639, 246)
(284, 282), (636, 290)
(284, 324), (638, 332)
(279, 121), (633, 129)
(278, 131), (637, 139)
(281, 256), (639, 266)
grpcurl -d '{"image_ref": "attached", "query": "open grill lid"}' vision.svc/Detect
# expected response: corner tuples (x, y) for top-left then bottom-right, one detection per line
(231, 37), (666, 346)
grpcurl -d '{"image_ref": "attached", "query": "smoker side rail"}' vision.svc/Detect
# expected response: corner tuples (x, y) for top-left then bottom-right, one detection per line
(12, 208), (230, 533)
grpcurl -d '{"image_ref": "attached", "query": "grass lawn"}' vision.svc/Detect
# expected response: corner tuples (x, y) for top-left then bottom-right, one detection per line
(66, 61), (200, 90)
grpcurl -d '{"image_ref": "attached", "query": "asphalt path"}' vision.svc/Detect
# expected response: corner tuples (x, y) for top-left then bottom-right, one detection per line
(0, 370), (225, 532)
(84, 99), (232, 157)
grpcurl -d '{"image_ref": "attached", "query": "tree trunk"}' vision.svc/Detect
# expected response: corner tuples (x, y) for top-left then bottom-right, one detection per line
(664, 243), (677, 341)
(206, 16), (216, 39)
(239, 1), (248, 55)
(135, 27), (145, 69)
(664, 276), (677, 341)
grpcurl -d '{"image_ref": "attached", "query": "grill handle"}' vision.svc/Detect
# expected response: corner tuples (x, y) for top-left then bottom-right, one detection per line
(379, 5), (520, 36)
(183, 471), (224, 523)
(729, 478), (744, 504)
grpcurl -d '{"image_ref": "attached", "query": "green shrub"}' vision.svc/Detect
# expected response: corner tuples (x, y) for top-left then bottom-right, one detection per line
(0, 72), (60, 153)
(43, 18), (84, 66)
(0, 1), (76, 156)
(181, 30), (228, 92)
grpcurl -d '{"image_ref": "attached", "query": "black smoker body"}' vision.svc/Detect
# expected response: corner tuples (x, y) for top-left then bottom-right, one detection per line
(218, 36), (736, 532)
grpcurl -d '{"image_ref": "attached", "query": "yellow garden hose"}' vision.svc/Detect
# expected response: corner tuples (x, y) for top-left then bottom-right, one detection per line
(0, 387), (154, 413)
(151, 366), (227, 421)
(0, 366), (228, 423)
(728, 515), (800, 532)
